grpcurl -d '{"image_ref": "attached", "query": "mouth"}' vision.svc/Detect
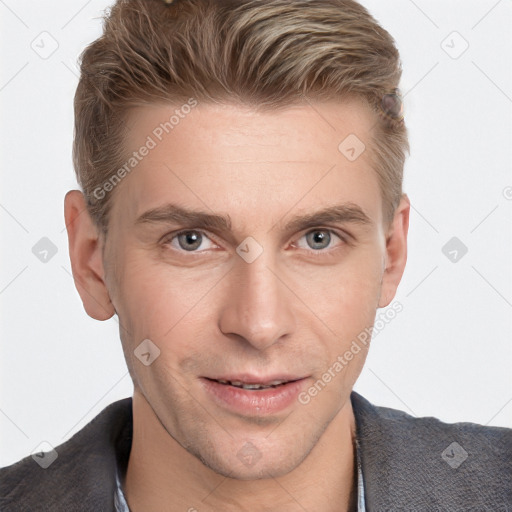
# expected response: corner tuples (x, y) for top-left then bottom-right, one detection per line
(200, 375), (308, 415)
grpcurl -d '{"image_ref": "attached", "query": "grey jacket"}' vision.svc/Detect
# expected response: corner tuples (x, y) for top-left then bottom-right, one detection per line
(1, 392), (510, 511)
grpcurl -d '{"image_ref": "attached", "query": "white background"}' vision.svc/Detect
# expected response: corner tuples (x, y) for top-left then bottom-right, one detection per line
(1, 0), (511, 467)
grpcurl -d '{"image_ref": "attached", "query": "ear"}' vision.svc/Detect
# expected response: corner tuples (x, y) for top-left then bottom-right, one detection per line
(378, 194), (410, 308)
(64, 190), (115, 321)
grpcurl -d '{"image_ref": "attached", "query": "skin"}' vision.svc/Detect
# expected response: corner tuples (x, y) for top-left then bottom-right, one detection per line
(64, 98), (409, 512)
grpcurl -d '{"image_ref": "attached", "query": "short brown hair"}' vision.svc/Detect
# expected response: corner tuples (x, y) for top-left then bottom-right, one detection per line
(73, 0), (408, 233)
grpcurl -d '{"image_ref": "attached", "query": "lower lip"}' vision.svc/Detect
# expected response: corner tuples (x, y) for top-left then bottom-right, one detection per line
(200, 378), (307, 415)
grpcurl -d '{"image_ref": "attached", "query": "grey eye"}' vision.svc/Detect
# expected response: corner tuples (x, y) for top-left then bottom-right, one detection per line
(177, 231), (203, 251)
(305, 230), (331, 250)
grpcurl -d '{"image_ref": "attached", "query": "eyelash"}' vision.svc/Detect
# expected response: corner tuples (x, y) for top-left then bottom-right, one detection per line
(161, 228), (349, 256)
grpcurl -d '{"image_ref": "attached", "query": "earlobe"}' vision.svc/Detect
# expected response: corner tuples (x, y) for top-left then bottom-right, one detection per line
(64, 190), (115, 321)
(378, 194), (410, 308)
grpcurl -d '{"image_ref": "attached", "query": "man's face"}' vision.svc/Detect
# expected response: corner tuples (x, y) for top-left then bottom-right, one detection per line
(97, 99), (406, 479)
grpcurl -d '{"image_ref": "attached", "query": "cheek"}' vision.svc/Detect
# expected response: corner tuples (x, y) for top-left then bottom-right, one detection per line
(301, 257), (383, 399)
(295, 246), (384, 332)
(113, 251), (221, 344)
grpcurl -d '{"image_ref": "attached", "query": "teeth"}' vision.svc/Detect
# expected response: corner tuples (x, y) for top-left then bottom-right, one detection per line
(267, 380), (287, 386)
(215, 379), (288, 390)
(241, 383), (270, 390)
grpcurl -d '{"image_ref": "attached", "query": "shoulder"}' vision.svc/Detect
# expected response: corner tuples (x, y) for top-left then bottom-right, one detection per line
(351, 391), (512, 511)
(351, 390), (511, 448)
(0, 398), (132, 512)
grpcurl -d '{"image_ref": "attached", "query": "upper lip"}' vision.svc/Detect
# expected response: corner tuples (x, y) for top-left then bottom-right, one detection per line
(204, 374), (306, 385)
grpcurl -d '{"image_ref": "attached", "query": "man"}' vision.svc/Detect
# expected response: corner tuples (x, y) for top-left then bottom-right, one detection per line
(1, 0), (510, 510)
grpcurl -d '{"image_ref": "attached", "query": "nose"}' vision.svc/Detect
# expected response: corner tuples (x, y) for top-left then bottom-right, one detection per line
(218, 250), (296, 351)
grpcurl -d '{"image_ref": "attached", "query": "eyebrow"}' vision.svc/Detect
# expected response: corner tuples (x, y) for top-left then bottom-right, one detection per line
(135, 202), (372, 233)
(281, 203), (372, 233)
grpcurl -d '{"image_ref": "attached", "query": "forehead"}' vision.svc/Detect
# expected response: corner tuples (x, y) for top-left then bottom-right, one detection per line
(125, 98), (374, 162)
(111, 99), (383, 231)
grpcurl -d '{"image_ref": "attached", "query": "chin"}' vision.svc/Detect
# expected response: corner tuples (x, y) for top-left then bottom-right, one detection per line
(195, 443), (310, 481)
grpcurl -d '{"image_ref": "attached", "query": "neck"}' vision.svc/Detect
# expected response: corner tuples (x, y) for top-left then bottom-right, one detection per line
(124, 390), (357, 512)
